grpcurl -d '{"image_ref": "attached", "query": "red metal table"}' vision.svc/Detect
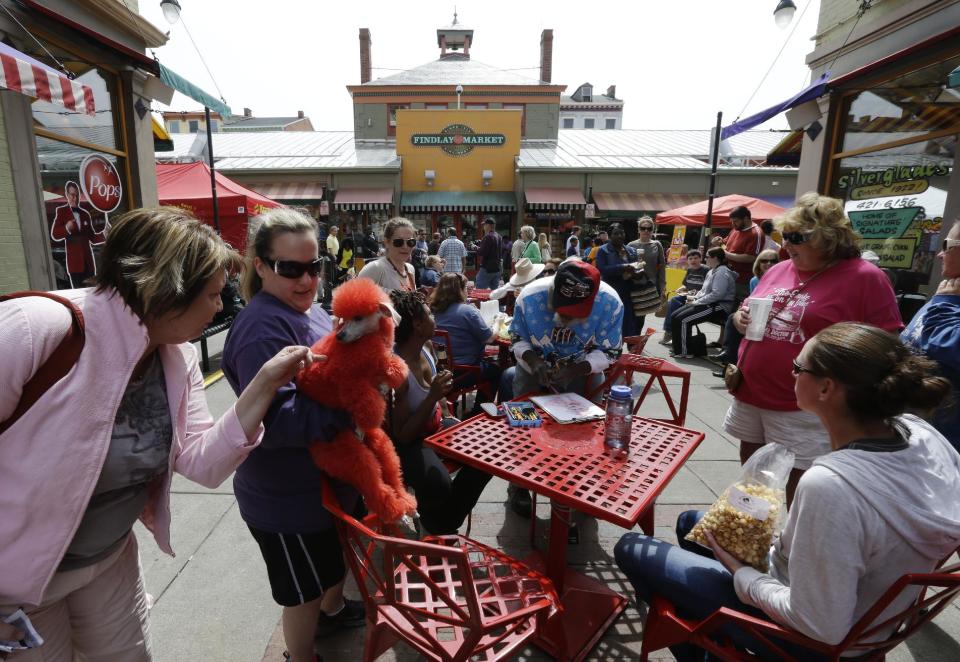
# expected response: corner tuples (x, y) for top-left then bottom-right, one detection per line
(589, 354), (692, 426)
(485, 336), (514, 369)
(425, 406), (704, 661)
(466, 288), (492, 305)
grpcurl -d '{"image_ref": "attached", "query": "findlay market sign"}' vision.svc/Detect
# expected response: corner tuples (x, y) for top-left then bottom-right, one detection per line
(411, 124), (506, 156)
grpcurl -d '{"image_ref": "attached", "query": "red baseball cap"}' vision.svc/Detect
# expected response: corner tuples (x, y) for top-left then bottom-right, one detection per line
(552, 259), (601, 318)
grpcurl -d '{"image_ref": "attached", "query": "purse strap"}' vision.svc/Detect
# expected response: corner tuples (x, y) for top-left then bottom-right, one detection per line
(737, 261), (836, 362)
(0, 292), (85, 434)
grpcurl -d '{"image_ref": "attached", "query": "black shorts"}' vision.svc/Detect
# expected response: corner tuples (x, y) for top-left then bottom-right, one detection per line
(247, 525), (347, 607)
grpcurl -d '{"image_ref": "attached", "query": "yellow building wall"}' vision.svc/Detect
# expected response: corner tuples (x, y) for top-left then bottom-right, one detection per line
(396, 109), (521, 192)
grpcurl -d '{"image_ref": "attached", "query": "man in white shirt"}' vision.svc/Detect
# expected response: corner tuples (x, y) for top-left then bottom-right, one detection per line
(438, 227), (468, 273)
(326, 225), (340, 258)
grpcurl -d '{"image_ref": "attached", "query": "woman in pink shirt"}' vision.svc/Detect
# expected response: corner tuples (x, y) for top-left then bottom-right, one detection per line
(0, 208), (313, 660)
(725, 193), (902, 504)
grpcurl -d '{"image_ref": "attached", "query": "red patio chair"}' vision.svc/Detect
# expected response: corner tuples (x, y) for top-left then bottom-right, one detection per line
(432, 329), (494, 417)
(321, 480), (561, 662)
(639, 560), (960, 661)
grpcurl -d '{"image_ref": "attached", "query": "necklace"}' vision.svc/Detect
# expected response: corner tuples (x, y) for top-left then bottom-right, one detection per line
(387, 256), (412, 289)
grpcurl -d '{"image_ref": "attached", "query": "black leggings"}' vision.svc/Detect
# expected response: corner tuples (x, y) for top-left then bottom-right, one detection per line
(396, 440), (492, 535)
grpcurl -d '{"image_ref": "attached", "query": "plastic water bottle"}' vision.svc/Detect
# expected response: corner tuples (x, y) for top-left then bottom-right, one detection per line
(604, 385), (632, 457)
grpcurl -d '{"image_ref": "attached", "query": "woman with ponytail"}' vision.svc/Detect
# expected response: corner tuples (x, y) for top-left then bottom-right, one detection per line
(616, 322), (960, 659)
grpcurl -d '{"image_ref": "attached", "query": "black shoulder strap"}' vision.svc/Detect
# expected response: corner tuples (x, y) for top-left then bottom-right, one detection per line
(0, 292), (85, 434)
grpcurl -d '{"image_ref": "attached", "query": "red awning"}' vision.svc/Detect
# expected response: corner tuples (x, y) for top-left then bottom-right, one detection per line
(593, 192), (702, 213)
(334, 188), (394, 210)
(0, 42), (94, 116)
(524, 187), (587, 209)
(655, 194), (787, 228)
(157, 162), (283, 252)
(248, 182), (326, 201)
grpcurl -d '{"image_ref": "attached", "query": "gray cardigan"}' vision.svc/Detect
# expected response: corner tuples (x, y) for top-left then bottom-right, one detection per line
(690, 264), (736, 312)
(626, 239), (667, 293)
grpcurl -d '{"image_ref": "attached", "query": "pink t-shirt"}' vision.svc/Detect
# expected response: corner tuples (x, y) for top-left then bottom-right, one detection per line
(735, 258), (902, 411)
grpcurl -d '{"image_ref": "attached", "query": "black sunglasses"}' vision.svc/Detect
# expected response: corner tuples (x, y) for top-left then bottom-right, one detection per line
(791, 359), (817, 376)
(782, 230), (813, 245)
(758, 258), (778, 264)
(263, 257), (323, 279)
(638, 226), (653, 231)
(392, 238), (417, 248)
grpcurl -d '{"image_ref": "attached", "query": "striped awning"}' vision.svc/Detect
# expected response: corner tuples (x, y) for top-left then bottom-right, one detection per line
(593, 192), (702, 212)
(0, 42), (94, 116)
(334, 187), (394, 210)
(400, 191), (516, 212)
(247, 182), (327, 201)
(524, 187), (586, 210)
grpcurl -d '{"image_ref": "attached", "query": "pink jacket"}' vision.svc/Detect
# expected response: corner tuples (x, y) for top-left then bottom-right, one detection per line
(0, 288), (262, 607)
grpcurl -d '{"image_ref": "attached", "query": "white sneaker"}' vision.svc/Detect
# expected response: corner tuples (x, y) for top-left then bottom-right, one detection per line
(659, 334), (672, 346)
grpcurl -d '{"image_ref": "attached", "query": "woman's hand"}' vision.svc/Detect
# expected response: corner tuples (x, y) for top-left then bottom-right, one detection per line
(704, 530), (748, 574)
(733, 308), (751, 335)
(258, 346), (325, 392)
(622, 265), (636, 279)
(936, 277), (960, 296)
(0, 621), (24, 643)
(429, 369), (454, 401)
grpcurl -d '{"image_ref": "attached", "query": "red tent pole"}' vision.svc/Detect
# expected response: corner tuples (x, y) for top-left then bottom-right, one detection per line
(205, 106), (221, 235)
(701, 111), (722, 251)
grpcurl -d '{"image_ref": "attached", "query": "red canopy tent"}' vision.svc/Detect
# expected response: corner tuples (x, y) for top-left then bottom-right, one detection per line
(655, 194), (788, 228)
(156, 162), (282, 252)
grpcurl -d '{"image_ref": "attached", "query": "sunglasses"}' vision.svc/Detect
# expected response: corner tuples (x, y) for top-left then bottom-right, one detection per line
(264, 257), (323, 279)
(942, 238), (960, 252)
(791, 359), (817, 376)
(392, 238), (417, 248)
(639, 226), (653, 231)
(782, 230), (814, 245)
(758, 258), (777, 264)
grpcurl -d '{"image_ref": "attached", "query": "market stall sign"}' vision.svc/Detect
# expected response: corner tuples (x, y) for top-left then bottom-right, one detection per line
(79, 154), (122, 213)
(848, 207), (919, 239)
(860, 236), (918, 270)
(411, 124), (506, 156)
(837, 165), (950, 192)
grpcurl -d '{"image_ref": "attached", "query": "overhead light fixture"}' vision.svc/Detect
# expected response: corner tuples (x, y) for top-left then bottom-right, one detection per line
(773, 0), (797, 28)
(425, 169), (436, 187)
(160, 0), (182, 25)
(481, 169), (493, 187)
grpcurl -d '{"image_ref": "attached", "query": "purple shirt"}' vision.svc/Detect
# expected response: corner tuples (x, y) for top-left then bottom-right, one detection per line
(222, 291), (356, 533)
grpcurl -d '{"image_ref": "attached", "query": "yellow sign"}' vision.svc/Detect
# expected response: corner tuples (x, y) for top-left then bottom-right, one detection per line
(396, 109), (521, 192)
(667, 225), (687, 262)
(860, 237), (918, 270)
(850, 179), (928, 200)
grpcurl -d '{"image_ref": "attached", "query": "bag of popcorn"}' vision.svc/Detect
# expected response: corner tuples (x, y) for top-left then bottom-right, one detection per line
(685, 443), (795, 571)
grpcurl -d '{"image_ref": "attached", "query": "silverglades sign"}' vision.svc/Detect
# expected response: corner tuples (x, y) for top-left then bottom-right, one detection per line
(411, 123), (506, 156)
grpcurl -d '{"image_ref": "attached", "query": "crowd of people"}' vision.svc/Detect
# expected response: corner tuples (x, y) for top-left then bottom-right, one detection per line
(2, 192), (959, 662)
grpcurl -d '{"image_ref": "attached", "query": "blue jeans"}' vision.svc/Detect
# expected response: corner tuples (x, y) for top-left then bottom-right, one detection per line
(722, 313), (743, 362)
(475, 267), (501, 289)
(615, 511), (824, 661)
(662, 295), (688, 332)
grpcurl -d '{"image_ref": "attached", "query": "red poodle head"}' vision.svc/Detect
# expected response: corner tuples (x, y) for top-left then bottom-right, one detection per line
(330, 278), (397, 343)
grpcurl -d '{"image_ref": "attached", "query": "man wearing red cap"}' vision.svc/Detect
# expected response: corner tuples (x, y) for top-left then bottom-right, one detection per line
(500, 258), (624, 516)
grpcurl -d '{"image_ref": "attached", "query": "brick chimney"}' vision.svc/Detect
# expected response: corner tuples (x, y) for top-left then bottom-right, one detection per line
(539, 29), (553, 84)
(606, 84), (616, 99)
(243, 107), (252, 118)
(359, 28), (372, 84)
(297, 110), (304, 119)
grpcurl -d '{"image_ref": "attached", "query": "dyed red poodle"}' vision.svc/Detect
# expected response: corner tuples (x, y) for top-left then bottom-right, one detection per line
(298, 278), (416, 523)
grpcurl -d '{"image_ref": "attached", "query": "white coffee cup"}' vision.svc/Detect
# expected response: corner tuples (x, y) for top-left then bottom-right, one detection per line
(745, 298), (774, 341)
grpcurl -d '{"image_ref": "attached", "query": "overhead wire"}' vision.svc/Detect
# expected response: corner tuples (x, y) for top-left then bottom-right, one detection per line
(179, 17), (228, 104)
(0, 2), (72, 78)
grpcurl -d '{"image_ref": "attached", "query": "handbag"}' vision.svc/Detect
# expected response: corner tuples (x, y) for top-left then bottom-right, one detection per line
(0, 291), (85, 434)
(723, 262), (836, 395)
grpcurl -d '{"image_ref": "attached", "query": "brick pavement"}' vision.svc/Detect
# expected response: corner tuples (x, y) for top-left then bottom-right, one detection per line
(136, 326), (960, 661)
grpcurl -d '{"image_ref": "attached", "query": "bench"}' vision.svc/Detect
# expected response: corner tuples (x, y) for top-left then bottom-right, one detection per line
(194, 317), (234, 373)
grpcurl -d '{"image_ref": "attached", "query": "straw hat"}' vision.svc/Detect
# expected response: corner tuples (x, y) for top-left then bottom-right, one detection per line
(509, 258), (545, 286)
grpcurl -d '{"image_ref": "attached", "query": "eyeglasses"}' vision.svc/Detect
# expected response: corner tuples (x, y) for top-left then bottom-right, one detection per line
(942, 238), (960, 252)
(782, 230), (814, 245)
(263, 257), (323, 279)
(392, 238), (417, 248)
(543, 269), (557, 275)
(791, 359), (817, 376)
(758, 258), (777, 264)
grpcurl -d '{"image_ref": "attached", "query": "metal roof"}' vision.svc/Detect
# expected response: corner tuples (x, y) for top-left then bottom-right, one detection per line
(222, 116), (308, 130)
(362, 58), (546, 87)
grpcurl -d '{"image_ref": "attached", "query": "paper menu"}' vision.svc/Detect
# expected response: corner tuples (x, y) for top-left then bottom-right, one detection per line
(530, 393), (606, 424)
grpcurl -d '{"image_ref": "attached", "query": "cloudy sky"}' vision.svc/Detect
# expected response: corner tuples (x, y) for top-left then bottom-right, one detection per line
(142, 0), (822, 132)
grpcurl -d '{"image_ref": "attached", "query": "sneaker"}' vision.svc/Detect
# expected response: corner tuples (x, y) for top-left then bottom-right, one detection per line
(507, 487), (532, 518)
(712, 367), (727, 379)
(707, 341), (722, 348)
(658, 333), (672, 346)
(315, 598), (366, 638)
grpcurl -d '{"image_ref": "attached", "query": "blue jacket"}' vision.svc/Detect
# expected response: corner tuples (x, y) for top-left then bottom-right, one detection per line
(902, 294), (960, 451)
(595, 242), (639, 301)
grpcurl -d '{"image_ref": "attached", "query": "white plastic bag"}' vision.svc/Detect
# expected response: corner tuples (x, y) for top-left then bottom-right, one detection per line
(686, 443), (795, 571)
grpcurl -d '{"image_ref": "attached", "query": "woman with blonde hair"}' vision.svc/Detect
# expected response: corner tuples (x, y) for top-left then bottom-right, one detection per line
(725, 192), (902, 505)
(518, 225), (542, 263)
(537, 232), (552, 261)
(0, 208), (310, 660)
(224, 208), (366, 662)
(749, 249), (778, 293)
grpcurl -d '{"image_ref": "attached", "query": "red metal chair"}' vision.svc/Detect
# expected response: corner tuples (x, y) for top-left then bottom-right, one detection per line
(432, 329), (494, 417)
(321, 480), (561, 662)
(587, 353), (691, 426)
(639, 560), (960, 661)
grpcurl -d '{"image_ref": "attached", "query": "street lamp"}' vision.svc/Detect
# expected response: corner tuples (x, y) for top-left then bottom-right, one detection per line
(773, 0), (797, 28)
(160, 0), (182, 25)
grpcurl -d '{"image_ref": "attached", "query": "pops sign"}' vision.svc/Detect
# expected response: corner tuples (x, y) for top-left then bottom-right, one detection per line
(79, 154), (123, 213)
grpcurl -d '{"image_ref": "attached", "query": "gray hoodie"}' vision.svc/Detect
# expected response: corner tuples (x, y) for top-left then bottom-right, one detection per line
(734, 415), (960, 646)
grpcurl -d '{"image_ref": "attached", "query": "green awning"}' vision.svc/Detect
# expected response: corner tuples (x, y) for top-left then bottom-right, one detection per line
(158, 63), (231, 118)
(400, 191), (516, 212)
(950, 65), (960, 90)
